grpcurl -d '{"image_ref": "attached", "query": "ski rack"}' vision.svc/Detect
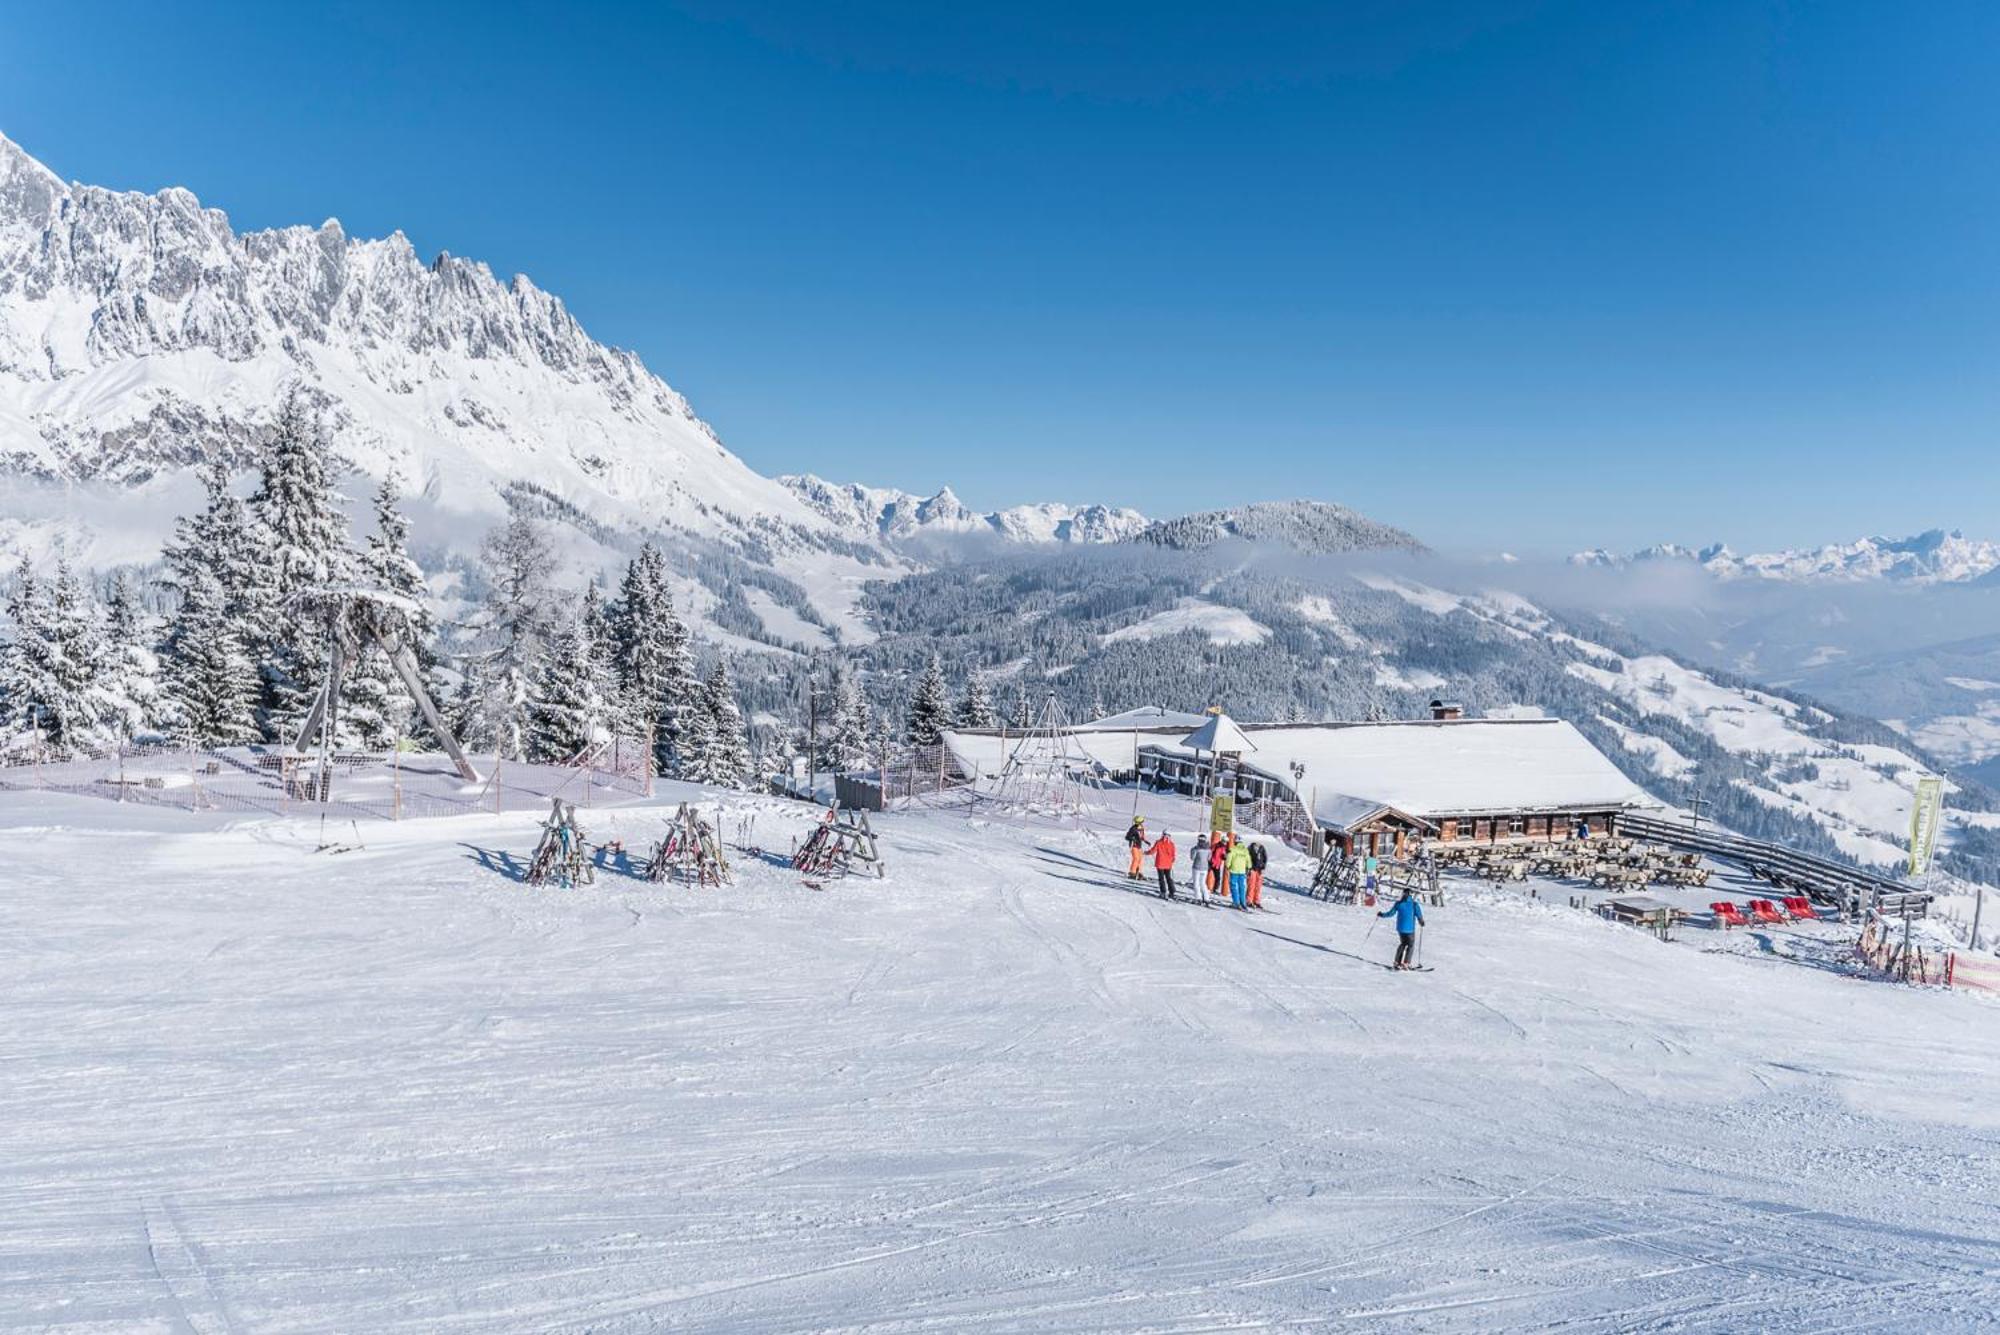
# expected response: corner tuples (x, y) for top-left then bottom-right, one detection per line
(526, 797), (595, 889)
(791, 807), (886, 880)
(1310, 846), (1440, 903)
(645, 802), (733, 887)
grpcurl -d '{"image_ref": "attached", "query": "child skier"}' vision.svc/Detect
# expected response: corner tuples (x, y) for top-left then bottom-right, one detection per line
(1125, 817), (1147, 880)
(1247, 840), (1267, 908)
(1378, 888), (1425, 970)
(1225, 836), (1253, 910)
(1208, 836), (1228, 897)
(1149, 830), (1178, 900)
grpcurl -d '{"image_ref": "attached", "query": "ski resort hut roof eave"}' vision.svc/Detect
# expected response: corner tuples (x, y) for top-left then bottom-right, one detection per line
(1179, 711), (1259, 756)
(1311, 792), (1439, 837)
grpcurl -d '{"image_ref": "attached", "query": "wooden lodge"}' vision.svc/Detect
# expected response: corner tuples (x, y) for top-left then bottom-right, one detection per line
(941, 709), (1653, 855)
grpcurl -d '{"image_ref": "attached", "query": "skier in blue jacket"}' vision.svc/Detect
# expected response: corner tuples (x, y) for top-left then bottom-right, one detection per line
(1378, 889), (1424, 970)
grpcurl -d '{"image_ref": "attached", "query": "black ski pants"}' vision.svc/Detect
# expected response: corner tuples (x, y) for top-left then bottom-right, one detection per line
(1395, 931), (1417, 968)
(1156, 867), (1176, 898)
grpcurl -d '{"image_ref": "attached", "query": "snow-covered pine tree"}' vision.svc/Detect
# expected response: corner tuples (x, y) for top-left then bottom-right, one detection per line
(160, 462), (270, 677)
(818, 659), (872, 772)
(581, 574), (621, 713)
(610, 544), (702, 774)
(675, 664), (717, 781)
(525, 609), (606, 763)
(692, 659), (753, 788)
(957, 674), (996, 728)
(1009, 684), (1034, 729)
(341, 474), (441, 750)
(905, 653), (952, 746)
(250, 394), (353, 739)
(99, 571), (163, 740)
(158, 562), (262, 747)
(456, 516), (557, 759)
(0, 560), (107, 756)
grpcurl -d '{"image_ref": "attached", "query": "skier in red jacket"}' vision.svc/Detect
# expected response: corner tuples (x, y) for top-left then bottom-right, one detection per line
(1148, 831), (1178, 900)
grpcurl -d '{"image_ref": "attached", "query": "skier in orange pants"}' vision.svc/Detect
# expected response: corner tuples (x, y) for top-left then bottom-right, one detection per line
(1124, 816), (1147, 880)
(1247, 840), (1267, 908)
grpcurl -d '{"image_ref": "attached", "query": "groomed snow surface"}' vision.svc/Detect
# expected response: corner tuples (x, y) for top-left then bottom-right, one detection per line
(5, 788), (1999, 1332)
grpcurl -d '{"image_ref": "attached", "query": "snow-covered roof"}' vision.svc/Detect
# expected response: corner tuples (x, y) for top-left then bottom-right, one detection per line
(1075, 706), (1211, 732)
(942, 728), (1145, 780)
(1179, 712), (1259, 755)
(1146, 719), (1652, 821)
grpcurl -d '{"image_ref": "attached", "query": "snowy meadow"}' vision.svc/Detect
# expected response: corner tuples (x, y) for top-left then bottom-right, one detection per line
(4, 787), (1997, 1332)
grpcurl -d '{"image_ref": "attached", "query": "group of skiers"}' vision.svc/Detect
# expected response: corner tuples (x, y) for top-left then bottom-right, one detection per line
(1124, 817), (1269, 911)
(1123, 813), (1427, 968)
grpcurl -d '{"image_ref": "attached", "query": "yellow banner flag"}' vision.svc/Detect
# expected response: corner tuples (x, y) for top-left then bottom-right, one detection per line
(1210, 793), (1235, 835)
(1908, 776), (1944, 877)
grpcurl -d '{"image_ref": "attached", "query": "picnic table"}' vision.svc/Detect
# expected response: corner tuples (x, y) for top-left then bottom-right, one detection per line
(1600, 895), (1689, 940)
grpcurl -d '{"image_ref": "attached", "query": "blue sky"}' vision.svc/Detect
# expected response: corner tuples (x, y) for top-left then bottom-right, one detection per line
(4, 1), (1998, 553)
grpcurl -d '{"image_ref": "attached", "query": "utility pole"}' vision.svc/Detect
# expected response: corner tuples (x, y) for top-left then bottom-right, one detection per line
(806, 675), (818, 805)
(1689, 766), (1711, 834)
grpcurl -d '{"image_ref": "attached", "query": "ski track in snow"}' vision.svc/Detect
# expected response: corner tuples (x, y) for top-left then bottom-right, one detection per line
(1, 788), (1997, 1332)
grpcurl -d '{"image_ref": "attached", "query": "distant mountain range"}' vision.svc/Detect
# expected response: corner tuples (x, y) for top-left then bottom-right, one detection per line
(780, 475), (1148, 546)
(781, 478), (1427, 558)
(1570, 530), (2000, 585)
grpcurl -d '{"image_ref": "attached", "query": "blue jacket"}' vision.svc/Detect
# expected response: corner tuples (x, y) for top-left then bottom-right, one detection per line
(1379, 897), (1424, 933)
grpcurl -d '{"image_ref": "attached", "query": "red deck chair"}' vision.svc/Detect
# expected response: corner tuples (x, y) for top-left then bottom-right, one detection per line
(1781, 895), (1818, 921)
(1748, 899), (1787, 925)
(1711, 901), (1750, 929)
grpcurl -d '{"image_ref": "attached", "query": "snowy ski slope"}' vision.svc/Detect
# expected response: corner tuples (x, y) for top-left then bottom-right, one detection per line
(3, 789), (1997, 1331)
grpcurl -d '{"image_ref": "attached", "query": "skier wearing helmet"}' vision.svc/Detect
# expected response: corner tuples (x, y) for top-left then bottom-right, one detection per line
(1124, 816), (1147, 880)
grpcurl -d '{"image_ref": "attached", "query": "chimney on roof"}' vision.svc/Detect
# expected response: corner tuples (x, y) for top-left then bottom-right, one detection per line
(1429, 699), (1464, 721)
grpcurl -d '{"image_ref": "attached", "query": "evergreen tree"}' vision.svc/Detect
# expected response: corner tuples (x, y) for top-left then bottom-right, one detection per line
(161, 463), (269, 669)
(610, 545), (702, 774)
(0, 561), (107, 756)
(456, 516), (557, 759)
(343, 474), (435, 749)
(580, 574), (621, 708)
(905, 653), (952, 746)
(99, 571), (163, 739)
(158, 564), (262, 746)
(957, 674), (996, 728)
(817, 659), (873, 771)
(525, 609), (606, 763)
(250, 394), (353, 737)
(675, 665), (716, 780)
(688, 659), (753, 787)
(1009, 684), (1034, 729)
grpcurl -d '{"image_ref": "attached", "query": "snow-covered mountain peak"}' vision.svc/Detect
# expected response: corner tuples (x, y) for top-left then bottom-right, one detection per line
(780, 473), (1150, 546)
(1571, 529), (2000, 584)
(0, 135), (827, 537)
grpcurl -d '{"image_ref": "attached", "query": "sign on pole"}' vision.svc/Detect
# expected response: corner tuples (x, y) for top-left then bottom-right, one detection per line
(1210, 793), (1235, 835)
(1908, 775), (1944, 877)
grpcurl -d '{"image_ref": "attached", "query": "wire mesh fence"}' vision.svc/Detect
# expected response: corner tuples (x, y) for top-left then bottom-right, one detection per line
(0, 736), (655, 823)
